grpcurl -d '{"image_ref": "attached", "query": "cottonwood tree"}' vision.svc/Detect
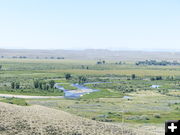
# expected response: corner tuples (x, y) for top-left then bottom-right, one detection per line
(49, 80), (55, 88)
(33, 80), (39, 88)
(15, 82), (20, 89)
(65, 73), (72, 80)
(131, 74), (136, 80)
(78, 76), (87, 84)
(11, 82), (15, 89)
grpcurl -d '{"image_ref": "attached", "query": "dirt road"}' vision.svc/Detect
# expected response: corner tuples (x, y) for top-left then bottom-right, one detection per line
(0, 94), (64, 99)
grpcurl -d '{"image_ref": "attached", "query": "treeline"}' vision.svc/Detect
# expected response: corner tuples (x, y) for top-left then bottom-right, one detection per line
(11, 82), (20, 89)
(12, 56), (27, 59)
(150, 76), (163, 81)
(65, 73), (87, 84)
(0, 56), (65, 59)
(97, 60), (106, 64)
(115, 61), (125, 65)
(33, 80), (55, 90)
(10, 80), (56, 90)
(45, 57), (64, 59)
(136, 60), (180, 66)
(96, 60), (125, 65)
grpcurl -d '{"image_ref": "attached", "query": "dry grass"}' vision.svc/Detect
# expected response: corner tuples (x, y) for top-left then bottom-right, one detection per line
(46, 69), (180, 76)
(0, 102), (157, 135)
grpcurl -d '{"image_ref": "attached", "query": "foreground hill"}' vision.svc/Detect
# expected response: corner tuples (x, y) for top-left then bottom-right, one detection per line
(0, 102), (156, 135)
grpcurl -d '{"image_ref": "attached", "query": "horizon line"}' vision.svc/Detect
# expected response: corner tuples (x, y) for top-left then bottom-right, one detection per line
(1, 48), (180, 52)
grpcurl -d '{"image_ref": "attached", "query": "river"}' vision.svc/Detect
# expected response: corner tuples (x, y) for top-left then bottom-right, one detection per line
(55, 82), (112, 98)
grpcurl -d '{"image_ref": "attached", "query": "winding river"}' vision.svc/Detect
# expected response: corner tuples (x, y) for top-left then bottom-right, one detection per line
(0, 82), (132, 99)
(55, 82), (112, 98)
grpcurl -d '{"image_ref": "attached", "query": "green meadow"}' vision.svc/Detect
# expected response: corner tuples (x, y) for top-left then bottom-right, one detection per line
(0, 58), (179, 128)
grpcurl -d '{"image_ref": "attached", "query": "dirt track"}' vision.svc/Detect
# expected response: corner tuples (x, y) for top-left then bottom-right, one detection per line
(0, 102), (157, 135)
(0, 94), (64, 99)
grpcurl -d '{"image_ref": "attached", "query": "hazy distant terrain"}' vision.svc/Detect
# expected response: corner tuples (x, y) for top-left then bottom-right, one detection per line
(1, 49), (180, 61)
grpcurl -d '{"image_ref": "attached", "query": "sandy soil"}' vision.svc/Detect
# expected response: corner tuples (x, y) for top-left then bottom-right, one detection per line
(0, 94), (64, 99)
(0, 102), (156, 135)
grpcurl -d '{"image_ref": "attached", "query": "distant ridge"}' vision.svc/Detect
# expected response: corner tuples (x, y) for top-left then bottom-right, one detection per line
(0, 49), (180, 61)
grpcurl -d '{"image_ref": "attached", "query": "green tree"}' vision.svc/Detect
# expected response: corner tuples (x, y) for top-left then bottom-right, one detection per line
(156, 76), (162, 80)
(15, 82), (20, 89)
(150, 77), (155, 81)
(78, 76), (87, 84)
(65, 73), (72, 80)
(39, 81), (43, 89)
(33, 80), (39, 88)
(49, 80), (55, 88)
(46, 84), (49, 91)
(42, 82), (47, 90)
(11, 82), (15, 89)
(131, 74), (136, 80)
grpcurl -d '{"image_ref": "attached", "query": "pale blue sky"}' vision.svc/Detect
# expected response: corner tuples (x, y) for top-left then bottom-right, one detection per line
(0, 0), (179, 50)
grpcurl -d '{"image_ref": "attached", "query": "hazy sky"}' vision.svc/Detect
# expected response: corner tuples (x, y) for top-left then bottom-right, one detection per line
(0, 0), (179, 50)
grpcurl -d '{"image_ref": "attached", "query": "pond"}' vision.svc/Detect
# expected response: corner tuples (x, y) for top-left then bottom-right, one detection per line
(151, 85), (160, 88)
(123, 96), (133, 99)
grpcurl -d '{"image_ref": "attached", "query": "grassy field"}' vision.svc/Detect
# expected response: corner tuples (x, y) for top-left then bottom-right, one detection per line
(27, 90), (180, 124)
(0, 58), (180, 134)
(0, 88), (64, 96)
(0, 98), (29, 106)
(57, 83), (78, 90)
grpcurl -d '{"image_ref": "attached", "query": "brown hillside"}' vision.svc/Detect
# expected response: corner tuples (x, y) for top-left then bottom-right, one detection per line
(0, 102), (155, 135)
